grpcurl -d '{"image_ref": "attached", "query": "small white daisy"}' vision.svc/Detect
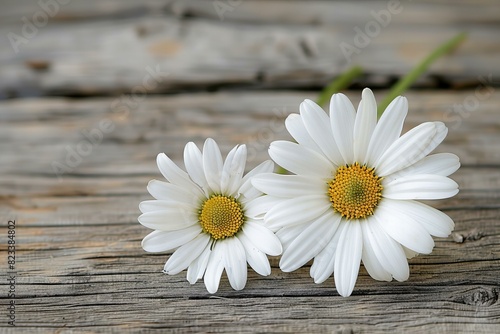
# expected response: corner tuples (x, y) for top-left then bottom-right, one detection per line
(251, 88), (460, 297)
(139, 138), (282, 293)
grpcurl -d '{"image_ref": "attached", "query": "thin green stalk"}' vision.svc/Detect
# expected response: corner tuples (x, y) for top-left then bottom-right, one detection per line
(377, 32), (467, 117)
(317, 66), (363, 106)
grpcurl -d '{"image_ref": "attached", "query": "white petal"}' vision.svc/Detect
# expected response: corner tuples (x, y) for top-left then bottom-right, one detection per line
(139, 200), (196, 214)
(280, 211), (340, 272)
(310, 223), (343, 284)
(220, 145), (247, 196)
(361, 219), (392, 282)
(353, 88), (377, 162)
(403, 246), (419, 259)
(330, 93), (356, 163)
(187, 243), (211, 284)
(363, 216), (409, 282)
(265, 195), (332, 230)
(204, 241), (225, 293)
(334, 220), (363, 297)
(276, 224), (307, 251)
(300, 99), (343, 165)
(252, 173), (326, 198)
(385, 200), (455, 237)
(163, 233), (211, 275)
(157, 153), (197, 189)
(141, 225), (202, 253)
(240, 160), (275, 185)
(376, 200), (435, 254)
(223, 237), (248, 291)
(238, 160), (274, 201)
(269, 141), (334, 178)
(384, 153), (460, 183)
(364, 96), (408, 166)
(383, 174), (459, 200)
(375, 122), (448, 176)
(244, 195), (283, 220)
(241, 220), (282, 256)
(147, 180), (202, 205)
(238, 232), (271, 276)
(138, 209), (197, 231)
(203, 138), (224, 194)
(183, 142), (207, 188)
(285, 113), (322, 153)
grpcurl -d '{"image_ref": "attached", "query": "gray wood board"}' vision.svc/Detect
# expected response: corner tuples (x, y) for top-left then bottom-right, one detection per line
(1, 1), (499, 97)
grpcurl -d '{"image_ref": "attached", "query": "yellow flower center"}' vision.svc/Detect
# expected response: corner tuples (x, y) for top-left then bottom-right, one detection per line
(328, 163), (383, 220)
(199, 195), (244, 240)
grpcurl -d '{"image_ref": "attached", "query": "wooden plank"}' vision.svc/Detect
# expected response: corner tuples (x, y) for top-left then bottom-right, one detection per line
(0, 89), (499, 332)
(1, 1), (499, 97)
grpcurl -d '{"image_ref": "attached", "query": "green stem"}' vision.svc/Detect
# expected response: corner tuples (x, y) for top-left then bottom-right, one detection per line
(377, 32), (467, 117)
(317, 66), (363, 106)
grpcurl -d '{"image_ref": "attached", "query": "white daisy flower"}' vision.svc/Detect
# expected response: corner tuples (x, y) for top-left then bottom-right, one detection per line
(139, 138), (282, 293)
(251, 88), (460, 297)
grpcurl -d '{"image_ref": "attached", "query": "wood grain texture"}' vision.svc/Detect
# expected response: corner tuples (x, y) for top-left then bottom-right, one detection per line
(1, 0), (499, 98)
(0, 89), (499, 333)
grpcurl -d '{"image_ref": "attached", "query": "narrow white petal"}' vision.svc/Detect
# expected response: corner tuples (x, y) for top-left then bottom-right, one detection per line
(265, 195), (332, 230)
(138, 209), (197, 231)
(364, 96), (408, 166)
(301, 99), (343, 165)
(269, 141), (334, 178)
(252, 173), (327, 198)
(384, 200), (455, 237)
(276, 224), (307, 251)
(222, 145), (247, 196)
(310, 222), (343, 284)
(238, 232), (271, 276)
(361, 222), (393, 282)
(383, 174), (459, 200)
(157, 153), (197, 189)
(330, 93), (356, 163)
(241, 160), (275, 185)
(238, 160), (274, 201)
(375, 122), (436, 175)
(364, 216), (409, 281)
(163, 233), (211, 275)
(244, 195), (283, 220)
(280, 211), (340, 272)
(147, 180), (202, 205)
(334, 220), (363, 297)
(353, 88), (377, 162)
(220, 145), (238, 195)
(204, 242), (225, 293)
(376, 122), (449, 176)
(139, 200), (196, 214)
(285, 113), (322, 153)
(223, 237), (248, 291)
(203, 138), (224, 194)
(187, 244), (211, 284)
(384, 153), (460, 183)
(184, 142), (207, 188)
(376, 200), (435, 254)
(142, 225), (202, 253)
(241, 220), (282, 256)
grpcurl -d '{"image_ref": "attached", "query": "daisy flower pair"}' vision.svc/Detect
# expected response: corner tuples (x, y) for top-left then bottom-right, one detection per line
(138, 88), (459, 297)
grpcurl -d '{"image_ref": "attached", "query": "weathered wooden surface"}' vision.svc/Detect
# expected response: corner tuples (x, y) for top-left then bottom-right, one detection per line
(0, 89), (500, 333)
(1, 0), (499, 98)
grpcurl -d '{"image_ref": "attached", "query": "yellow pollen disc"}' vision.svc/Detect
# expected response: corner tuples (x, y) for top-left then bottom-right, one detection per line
(199, 195), (244, 240)
(328, 163), (383, 220)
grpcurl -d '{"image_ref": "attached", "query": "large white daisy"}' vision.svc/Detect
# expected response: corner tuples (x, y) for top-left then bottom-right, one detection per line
(251, 88), (460, 297)
(139, 138), (282, 293)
